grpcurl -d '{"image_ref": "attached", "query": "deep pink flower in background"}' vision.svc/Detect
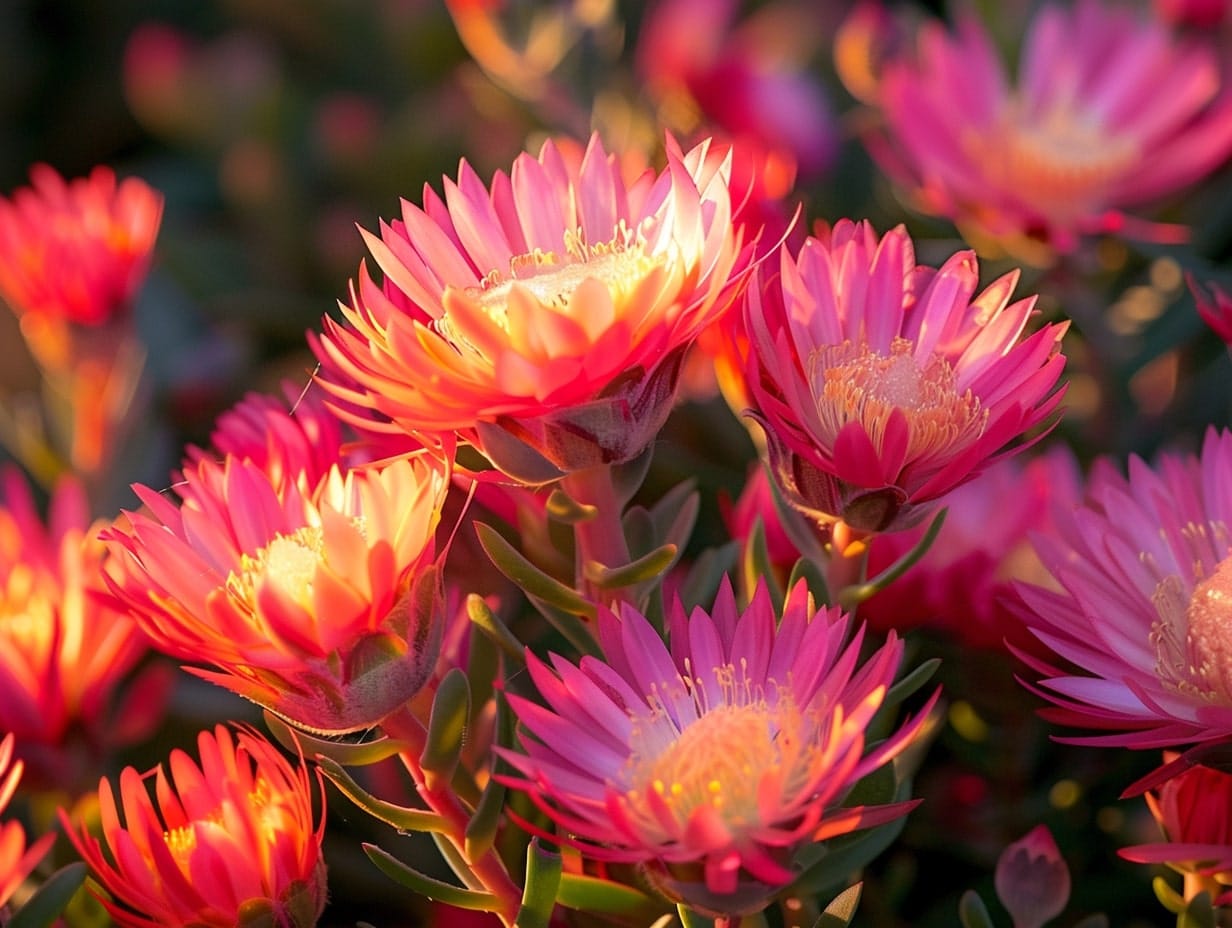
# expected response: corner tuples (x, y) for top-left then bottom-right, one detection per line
(314, 133), (756, 474)
(745, 220), (1067, 534)
(0, 733), (53, 910)
(995, 826), (1071, 928)
(65, 724), (327, 928)
(0, 165), (162, 327)
(1153, 0), (1232, 28)
(0, 469), (164, 787)
(1191, 276), (1232, 345)
(1015, 428), (1232, 748)
(501, 579), (932, 917)
(1120, 752), (1232, 904)
(866, 0), (1232, 258)
(104, 453), (449, 734)
(861, 445), (1083, 651)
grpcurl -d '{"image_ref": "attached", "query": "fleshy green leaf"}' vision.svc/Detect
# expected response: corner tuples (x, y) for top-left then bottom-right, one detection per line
(421, 668), (471, 784)
(1155, 876), (1187, 914)
(786, 556), (831, 609)
(466, 594), (526, 663)
(8, 863), (87, 928)
(741, 518), (784, 612)
(467, 694), (513, 860)
(837, 508), (947, 609)
(264, 711), (409, 767)
(555, 873), (659, 916)
(813, 882), (862, 928)
(883, 658), (941, 711)
(612, 443), (655, 506)
(584, 544), (678, 589)
(545, 489), (597, 524)
(316, 756), (446, 834)
(1180, 892), (1217, 928)
(475, 522), (597, 619)
(651, 481), (699, 554)
(474, 421), (564, 485)
(516, 839), (562, 928)
(363, 843), (500, 911)
(958, 891), (996, 928)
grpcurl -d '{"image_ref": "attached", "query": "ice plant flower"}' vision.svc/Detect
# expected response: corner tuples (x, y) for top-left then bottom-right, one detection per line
(995, 826), (1071, 928)
(865, 0), (1232, 258)
(1120, 752), (1232, 905)
(64, 724), (326, 928)
(313, 133), (755, 476)
(0, 165), (162, 327)
(501, 579), (933, 917)
(103, 452), (449, 734)
(745, 220), (1067, 535)
(0, 733), (54, 910)
(1014, 428), (1232, 748)
(0, 469), (162, 789)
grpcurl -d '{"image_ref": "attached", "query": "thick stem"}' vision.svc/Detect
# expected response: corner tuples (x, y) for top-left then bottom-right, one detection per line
(379, 706), (522, 925)
(561, 464), (632, 600)
(826, 520), (871, 612)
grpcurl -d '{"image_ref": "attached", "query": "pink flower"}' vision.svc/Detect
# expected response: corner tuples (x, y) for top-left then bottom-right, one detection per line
(861, 445), (1083, 651)
(313, 133), (755, 475)
(0, 165), (162, 326)
(1153, 0), (1232, 28)
(0, 469), (165, 788)
(0, 733), (54, 910)
(745, 220), (1067, 535)
(866, 0), (1232, 258)
(103, 453), (449, 734)
(65, 725), (327, 928)
(1015, 428), (1232, 748)
(500, 579), (933, 917)
(1192, 276), (1232, 345)
(995, 826), (1071, 928)
(1120, 752), (1232, 905)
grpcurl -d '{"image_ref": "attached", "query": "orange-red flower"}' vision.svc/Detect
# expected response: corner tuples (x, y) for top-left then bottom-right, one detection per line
(104, 453), (449, 734)
(65, 725), (327, 928)
(0, 165), (162, 327)
(0, 733), (53, 910)
(314, 133), (756, 475)
(0, 469), (163, 788)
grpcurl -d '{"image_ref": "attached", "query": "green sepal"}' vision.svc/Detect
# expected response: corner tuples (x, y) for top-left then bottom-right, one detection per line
(545, 489), (597, 524)
(421, 668), (471, 785)
(555, 872), (659, 916)
(8, 863), (87, 928)
(740, 518), (784, 612)
(837, 508), (947, 610)
(1180, 892), (1217, 928)
(475, 522), (597, 619)
(363, 843), (500, 911)
(516, 839), (562, 928)
(533, 599), (603, 658)
(584, 543), (678, 590)
(650, 480), (699, 554)
(317, 756), (446, 834)
(813, 882), (862, 928)
(611, 443), (655, 507)
(263, 711), (408, 767)
(1155, 876), (1187, 914)
(474, 420), (565, 485)
(958, 891), (996, 928)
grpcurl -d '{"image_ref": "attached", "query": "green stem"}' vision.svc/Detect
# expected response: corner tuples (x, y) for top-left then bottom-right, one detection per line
(561, 464), (632, 601)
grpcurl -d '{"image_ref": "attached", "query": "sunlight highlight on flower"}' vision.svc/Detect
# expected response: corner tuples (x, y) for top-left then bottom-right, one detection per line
(745, 220), (1067, 534)
(0, 733), (53, 911)
(501, 579), (933, 917)
(64, 725), (326, 928)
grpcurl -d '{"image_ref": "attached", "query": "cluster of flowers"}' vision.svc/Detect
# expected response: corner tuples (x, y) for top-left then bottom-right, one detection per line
(0, 0), (1229, 925)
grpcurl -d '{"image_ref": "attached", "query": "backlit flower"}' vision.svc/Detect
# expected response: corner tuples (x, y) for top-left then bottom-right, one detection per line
(103, 453), (449, 734)
(1120, 752), (1232, 905)
(0, 165), (162, 326)
(745, 220), (1067, 535)
(501, 579), (932, 917)
(0, 469), (163, 789)
(314, 133), (755, 475)
(0, 733), (54, 910)
(865, 0), (1232, 259)
(1014, 428), (1232, 748)
(65, 724), (327, 928)
(995, 826), (1071, 928)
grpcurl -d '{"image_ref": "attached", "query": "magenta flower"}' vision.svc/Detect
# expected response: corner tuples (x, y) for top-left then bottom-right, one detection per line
(500, 579), (932, 917)
(1192, 276), (1232, 345)
(745, 220), (1067, 534)
(1015, 428), (1232, 748)
(866, 0), (1232, 258)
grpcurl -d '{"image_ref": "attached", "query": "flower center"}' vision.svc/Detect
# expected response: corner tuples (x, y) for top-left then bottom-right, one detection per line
(812, 338), (987, 466)
(1152, 549), (1232, 704)
(228, 526), (328, 611)
(621, 668), (813, 835)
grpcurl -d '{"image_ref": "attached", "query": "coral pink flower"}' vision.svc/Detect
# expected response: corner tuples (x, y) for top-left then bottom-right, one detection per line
(313, 133), (755, 476)
(995, 826), (1071, 928)
(861, 445), (1083, 651)
(103, 453), (449, 734)
(501, 579), (933, 917)
(0, 469), (164, 788)
(745, 220), (1067, 535)
(0, 733), (54, 909)
(0, 165), (162, 326)
(1120, 752), (1232, 904)
(1192, 276), (1232, 345)
(866, 0), (1232, 258)
(65, 725), (327, 928)
(1014, 428), (1232, 748)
